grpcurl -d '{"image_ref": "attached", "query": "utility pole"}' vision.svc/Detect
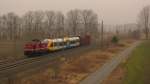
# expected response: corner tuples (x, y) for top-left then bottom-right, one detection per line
(101, 20), (104, 48)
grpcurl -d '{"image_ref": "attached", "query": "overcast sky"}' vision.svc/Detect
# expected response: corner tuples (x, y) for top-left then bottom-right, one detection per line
(0, 0), (150, 25)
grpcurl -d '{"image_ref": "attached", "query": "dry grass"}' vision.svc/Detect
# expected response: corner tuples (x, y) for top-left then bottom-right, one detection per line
(15, 39), (136, 84)
(102, 64), (125, 84)
(17, 49), (114, 84)
(106, 45), (124, 54)
(0, 41), (25, 61)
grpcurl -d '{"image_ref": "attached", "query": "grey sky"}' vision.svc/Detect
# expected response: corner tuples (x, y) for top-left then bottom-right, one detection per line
(0, 0), (150, 24)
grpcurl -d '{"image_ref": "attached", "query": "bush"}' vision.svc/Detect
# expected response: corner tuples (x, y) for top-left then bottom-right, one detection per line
(111, 36), (119, 44)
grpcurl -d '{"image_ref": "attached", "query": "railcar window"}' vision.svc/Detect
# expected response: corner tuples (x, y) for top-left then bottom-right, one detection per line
(70, 40), (74, 44)
(60, 42), (64, 46)
(66, 41), (70, 45)
(56, 42), (59, 46)
(70, 40), (77, 44)
(62, 42), (66, 46)
(53, 42), (57, 47)
(56, 42), (62, 46)
(58, 42), (61, 46)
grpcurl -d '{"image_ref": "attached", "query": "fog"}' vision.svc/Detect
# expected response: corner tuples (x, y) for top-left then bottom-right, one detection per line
(0, 0), (150, 24)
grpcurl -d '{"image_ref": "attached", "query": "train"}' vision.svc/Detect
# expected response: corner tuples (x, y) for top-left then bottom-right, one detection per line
(24, 35), (91, 56)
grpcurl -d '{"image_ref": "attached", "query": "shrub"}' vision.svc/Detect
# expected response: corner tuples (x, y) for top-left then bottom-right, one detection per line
(111, 36), (119, 44)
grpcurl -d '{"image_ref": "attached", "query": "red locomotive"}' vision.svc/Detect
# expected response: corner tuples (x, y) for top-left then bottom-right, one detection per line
(24, 39), (48, 55)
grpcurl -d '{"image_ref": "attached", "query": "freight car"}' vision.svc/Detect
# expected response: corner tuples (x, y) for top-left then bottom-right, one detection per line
(24, 35), (91, 56)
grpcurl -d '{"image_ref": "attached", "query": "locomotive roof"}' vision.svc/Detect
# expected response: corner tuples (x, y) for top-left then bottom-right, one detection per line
(68, 37), (79, 40)
(52, 38), (64, 42)
(42, 39), (51, 43)
(42, 36), (79, 43)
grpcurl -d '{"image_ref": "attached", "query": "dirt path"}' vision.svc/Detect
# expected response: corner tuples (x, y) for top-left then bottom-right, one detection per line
(80, 41), (141, 84)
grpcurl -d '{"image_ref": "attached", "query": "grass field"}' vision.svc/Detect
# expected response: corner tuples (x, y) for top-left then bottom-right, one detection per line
(0, 41), (25, 60)
(123, 40), (150, 84)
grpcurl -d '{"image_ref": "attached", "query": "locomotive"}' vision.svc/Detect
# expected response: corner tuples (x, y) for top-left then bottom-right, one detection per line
(24, 35), (91, 56)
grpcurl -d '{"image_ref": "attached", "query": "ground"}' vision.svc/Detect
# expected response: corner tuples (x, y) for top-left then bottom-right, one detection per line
(0, 41), (25, 61)
(102, 40), (150, 84)
(0, 39), (136, 84)
(102, 64), (125, 84)
(12, 39), (135, 84)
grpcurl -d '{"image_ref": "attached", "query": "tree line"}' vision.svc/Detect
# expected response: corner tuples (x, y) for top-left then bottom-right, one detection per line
(138, 5), (150, 39)
(0, 7), (145, 43)
(0, 9), (99, 41)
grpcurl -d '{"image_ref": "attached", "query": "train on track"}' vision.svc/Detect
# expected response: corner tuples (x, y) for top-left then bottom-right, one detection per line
(24, 35), (91, 56)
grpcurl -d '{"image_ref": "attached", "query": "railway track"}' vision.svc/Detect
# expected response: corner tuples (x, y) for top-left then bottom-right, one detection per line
(0, 45), (98, 79)
(0, 57), (26, 67)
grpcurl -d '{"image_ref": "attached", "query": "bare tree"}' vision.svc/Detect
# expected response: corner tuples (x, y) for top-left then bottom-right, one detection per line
(32, 11), (44, 39)
(22, 11), (35, 40)
(55, 12), (65, 37)
(81, 10), (94, 34)
(81, 9), (99, 41)
(100, 20), (104, 48)
(0, 15), (8, 40)
(138, 5), (150, 39)
(66, 9), (81, 36)
(2, 13), (20, 40)
(22, 11), (44, 40)
(0, 9), (100, 41)
(0, 16), (4, 40)
(45, 11), (56, 38)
